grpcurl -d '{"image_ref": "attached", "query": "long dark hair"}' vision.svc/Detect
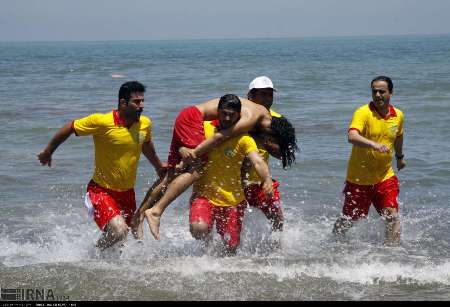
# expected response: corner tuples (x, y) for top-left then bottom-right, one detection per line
(270, 116), (299, 169)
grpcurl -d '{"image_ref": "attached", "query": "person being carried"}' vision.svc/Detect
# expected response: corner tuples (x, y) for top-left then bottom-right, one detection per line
(332, 76), (406, 246)
(189, 94), (273, 255)
(131, 92), (280, 240)
(38, 81), (165, 250)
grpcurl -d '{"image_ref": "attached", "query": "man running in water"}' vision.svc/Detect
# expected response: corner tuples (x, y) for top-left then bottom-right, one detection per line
(132, 92), (297, 240)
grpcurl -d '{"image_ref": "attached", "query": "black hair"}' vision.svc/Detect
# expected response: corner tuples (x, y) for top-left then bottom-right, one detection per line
(270, 116), (299, 169)
(247, 88), (258, 100)
(218, 94), (241, 113)
(118, 81), (146, 107)
(371, 76), (394, 93)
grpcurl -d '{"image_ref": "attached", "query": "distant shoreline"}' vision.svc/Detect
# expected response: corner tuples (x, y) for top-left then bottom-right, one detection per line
(1, 33), (450, 44)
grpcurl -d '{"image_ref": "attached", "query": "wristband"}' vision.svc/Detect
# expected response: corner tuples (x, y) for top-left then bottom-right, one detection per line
(395, 154), (404, 160)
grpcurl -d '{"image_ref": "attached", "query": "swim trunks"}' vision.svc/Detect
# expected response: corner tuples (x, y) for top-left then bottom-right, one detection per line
(342, 176), (399, 220)
(85, 180), (136, 230)
(167, 106), (205, 168)
(189, 196), (247, 249)
(244, 180), (283, 228)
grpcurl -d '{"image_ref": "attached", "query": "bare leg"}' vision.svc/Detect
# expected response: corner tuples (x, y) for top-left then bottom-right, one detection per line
(266, 210), (283, 250)
(131, 175), (168, 239)
(223, 246), (237, 257)
(383, 208), (400, 246)
(190, 221), (212, 241)
(332, 216), (354, 236)
(272, 216), (284, 232)
(96, 215), (128, 250)
(146, 169), (202, 240)
(258, 202), (284, 232)
(266, 210), (284, 232)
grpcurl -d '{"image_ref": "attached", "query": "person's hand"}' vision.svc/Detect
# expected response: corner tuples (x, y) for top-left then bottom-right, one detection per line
(156, 162), (168, 179)
(397, 158), (406, 171)
(179, 147), (196, 165)
(261, 177), (274, 199)
(179, 147), (196, 160)
(37, 149), (52, 167)
(372, 143), (390, 153)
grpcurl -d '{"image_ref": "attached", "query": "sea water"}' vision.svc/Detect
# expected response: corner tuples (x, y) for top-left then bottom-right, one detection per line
(1, 35), (450, 300)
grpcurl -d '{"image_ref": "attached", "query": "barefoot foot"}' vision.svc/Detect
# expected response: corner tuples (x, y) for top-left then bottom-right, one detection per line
(145, 208), (161, 240)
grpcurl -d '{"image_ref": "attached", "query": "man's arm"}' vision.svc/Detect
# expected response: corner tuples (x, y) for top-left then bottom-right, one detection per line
(37, 121), (75, 167)
(394, 134), (406, 171)
(240, 157), (252, 189)
(246, 151), (273, 197)
(348, 129), (390, 153)
(193, 111), (262, 158)
(142, 141), (167, 178)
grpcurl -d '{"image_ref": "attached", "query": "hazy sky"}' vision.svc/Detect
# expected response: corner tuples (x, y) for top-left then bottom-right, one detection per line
(1, 0), (449, 41)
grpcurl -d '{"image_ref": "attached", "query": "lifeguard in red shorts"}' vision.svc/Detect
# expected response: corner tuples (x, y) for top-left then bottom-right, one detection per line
(189, 95), (273, 255)
(332, 76), (407, 245)
(132, 93), (277, 241)
(38, 81), (165, 250)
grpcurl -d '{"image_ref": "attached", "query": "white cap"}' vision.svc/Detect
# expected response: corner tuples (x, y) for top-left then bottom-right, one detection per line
(248, 76), (277, 91)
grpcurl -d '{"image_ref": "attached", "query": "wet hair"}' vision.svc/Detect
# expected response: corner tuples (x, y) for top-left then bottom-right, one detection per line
(218, 94), (241, 113)
(118, 81), (146, 106)
(371, 76), (394, 93)
(270, 116), (299, 169)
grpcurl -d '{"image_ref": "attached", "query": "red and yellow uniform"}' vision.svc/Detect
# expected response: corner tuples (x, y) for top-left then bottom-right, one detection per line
(347, 102), (404, 185)
(270, 109), (282, 119)
(194, 121), (258, 207)
(244, 109), (283, 228)
(343, 102), (404, 220)
(73, 110), (152, 230)
(190, 120), (258, 249)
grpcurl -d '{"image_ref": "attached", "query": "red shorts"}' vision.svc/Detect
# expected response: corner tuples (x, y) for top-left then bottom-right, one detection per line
(167, 106), (206, 168)
(86, 180), (136, 231)
(342, 176), (399, 220)
(244, 180), (283, 222)
(189, 197), (247, 249)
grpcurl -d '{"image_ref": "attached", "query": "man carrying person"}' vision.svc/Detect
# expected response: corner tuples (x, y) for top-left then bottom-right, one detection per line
(189, 94), (273, 255)
(38, 81), (166, 250)
(132, 92), (289, 240)
(332, 76), (406, 245)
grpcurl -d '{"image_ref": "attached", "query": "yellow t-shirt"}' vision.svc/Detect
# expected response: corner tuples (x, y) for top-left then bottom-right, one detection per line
(194, 121), (258, 207)
(270, 109), (282, 118)
(246, 109), (282, 183)
(346, 103), (404, 185)
(73, 110), (151, 191)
